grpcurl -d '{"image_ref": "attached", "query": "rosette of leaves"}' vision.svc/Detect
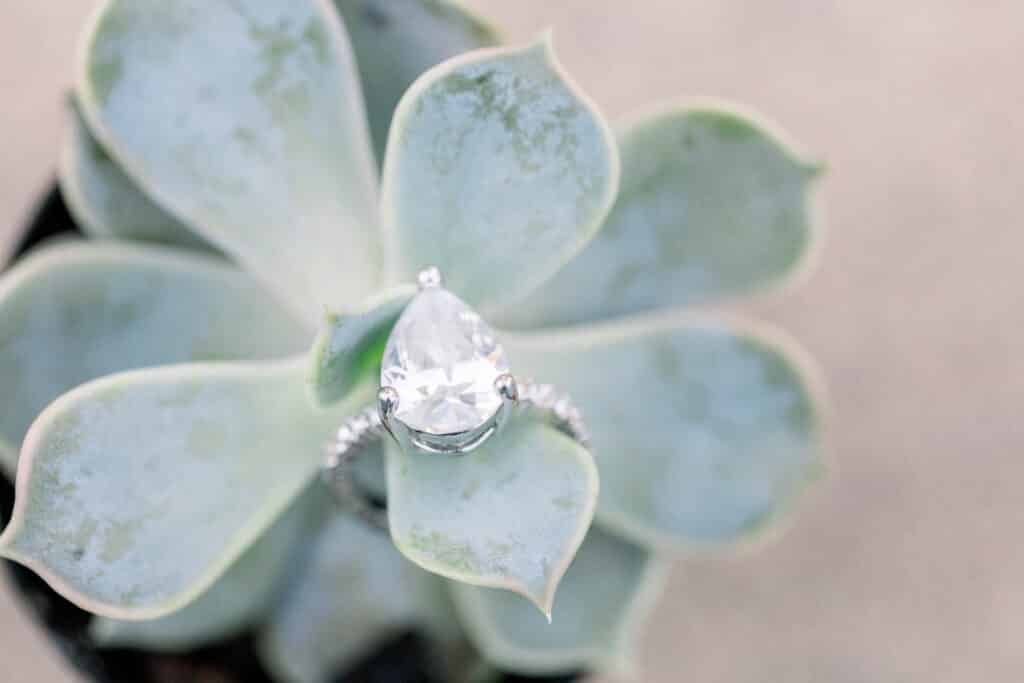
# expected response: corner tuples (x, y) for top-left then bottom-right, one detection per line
(0, 0), (827, 680)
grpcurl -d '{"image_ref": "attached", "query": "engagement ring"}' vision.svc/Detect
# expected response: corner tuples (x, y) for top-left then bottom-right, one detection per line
(322, 267), (590, 528)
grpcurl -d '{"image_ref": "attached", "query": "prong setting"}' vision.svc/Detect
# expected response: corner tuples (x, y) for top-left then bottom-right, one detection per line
(377, 386), (399, 422)
(377, 386), (405, 444)
(493, 373), (519, 436)
(494, 373), (519, 402)
(416, 266), (443, 290)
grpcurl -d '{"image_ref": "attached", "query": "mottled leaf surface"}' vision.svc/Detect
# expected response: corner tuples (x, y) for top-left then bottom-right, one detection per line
(89, 487), (315, 651)
(77, 0), (381, 323)
(0, 359), (372, 618)
(58, 99), (211, 251)
(451, 527), (667, 676)
(307, 285), (412, 406)
(335, 0), (500, 164)
(499, 104), (822, 328)
(506, 315), (825, 550)
(260, 507), (460, 683)
(387, 421), (598, 616)
(380, 36), (619, 314)
(0, 242), (306, 474)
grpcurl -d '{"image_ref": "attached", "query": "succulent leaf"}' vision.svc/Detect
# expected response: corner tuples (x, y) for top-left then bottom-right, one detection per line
(0, 242), (306, 474)
(307, 285), (413, 406)
(59, 99), (213, 251)
(335, 0), (501, 164)
(497, 103), (823, 328)
(386, 420), (599, 618)
(506, 314), (826, 551)
(77, 0), (381, 324)
(450, 527), (668, 676)
(259, 506), (461, 683)
(379, 34), (620, 314)
(0, 359), (372, 619)
(89, 485), (316, 651)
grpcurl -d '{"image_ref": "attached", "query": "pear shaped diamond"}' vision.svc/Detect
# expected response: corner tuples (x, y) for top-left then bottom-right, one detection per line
(381, 286), (509, 436)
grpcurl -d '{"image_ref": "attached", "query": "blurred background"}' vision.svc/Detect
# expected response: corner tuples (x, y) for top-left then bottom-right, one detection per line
(1, 1), (1021, 681)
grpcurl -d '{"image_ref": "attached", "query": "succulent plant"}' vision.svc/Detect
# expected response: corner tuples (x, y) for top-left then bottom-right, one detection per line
(0, 0), (826, 680)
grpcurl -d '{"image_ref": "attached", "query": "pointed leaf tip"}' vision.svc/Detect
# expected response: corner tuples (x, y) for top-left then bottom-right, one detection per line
(499, 101), (822, 328)
(77, 0), (382, 323)
(450, 528), (668, 676)
(380, 35), (619, 313)
(507, 314), (825, 553)
(386, 421), (598, 618)
(0, 358), (367, 619)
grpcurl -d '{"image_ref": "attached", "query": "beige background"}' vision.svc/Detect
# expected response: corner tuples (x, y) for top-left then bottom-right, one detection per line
(1, 1), (1021, 681)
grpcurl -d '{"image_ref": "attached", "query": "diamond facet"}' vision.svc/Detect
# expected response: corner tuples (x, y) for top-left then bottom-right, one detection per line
(381, 287), (509, 435)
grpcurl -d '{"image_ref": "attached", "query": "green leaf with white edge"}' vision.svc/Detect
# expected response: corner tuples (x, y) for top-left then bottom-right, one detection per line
(307, 285), (413, 406)
(387, 420), (599, 618)
(260, 504), (463, 683)
(497, 102), (823, 328)
(59, 98), (213, 252)
(0, 359), (374, 619)
(380, 34), (620, 315)
(335, 0), (501, 165)
(505, 313), (826, 551)
(77, 0), (381, 324)
(89, 483), (317, 651)
(0, 242), (307, 475)
(451, 526), (669, 676)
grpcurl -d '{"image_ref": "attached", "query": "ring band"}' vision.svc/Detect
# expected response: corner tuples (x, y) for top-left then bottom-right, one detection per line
(321, 380), (590, 529)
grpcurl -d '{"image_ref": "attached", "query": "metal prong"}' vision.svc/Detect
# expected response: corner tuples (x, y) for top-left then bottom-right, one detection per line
(493, 373), (518, 436)
(378, 386), (414, 449)
(378, 386), (399, 426)
(494, 373), (519, 402)
(417, 266), (443, 290)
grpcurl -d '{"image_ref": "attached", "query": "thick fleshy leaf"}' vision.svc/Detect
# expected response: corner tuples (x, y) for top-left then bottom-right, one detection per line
(0, 242), (307, 474)
(58, 99), (212, 251)
(380, 35), (620, 314)
(0, 359), (372, 619)
(89, 485), (315, 651)
(498, 103), (823, 328)
(386, 420), (599, 617)
(260, 505), (462, 683)
(335, 0), (500, 164)
(506, 314), (825, 551)
(77, 0), (381, 323)
(307, 285), (413, 406)
(451, 527), (668, 676)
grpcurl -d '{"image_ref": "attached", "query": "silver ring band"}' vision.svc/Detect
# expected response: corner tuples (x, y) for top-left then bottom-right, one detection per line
(321, 380), (590, 530)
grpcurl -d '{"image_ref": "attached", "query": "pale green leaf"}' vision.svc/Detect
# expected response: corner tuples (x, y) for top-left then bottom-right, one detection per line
(386, 420), (599, 617)
(58, 98), (212, 252)
(307, 285), (412, 406)
(506, 314), (826, 550)
(259, 506), (461, 683)
(0, 242), (307, 475)
(0, 359), (373, 619)
(336, 0), (500, 164)
(77, 0), (381, 324)
(451, 527), (668, 676)
(89, 484), (316, 651)
(498, 103), (823, 328)
(380, 34), (619, 314)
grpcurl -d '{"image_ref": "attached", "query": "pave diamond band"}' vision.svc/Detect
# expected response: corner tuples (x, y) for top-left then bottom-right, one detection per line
(321, 379), (590, 529)
(320, 266), (590, 528)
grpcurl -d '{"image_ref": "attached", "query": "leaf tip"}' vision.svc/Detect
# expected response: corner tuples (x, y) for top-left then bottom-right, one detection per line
(529, 27), (556, 56)
(804, 158), (827, 178)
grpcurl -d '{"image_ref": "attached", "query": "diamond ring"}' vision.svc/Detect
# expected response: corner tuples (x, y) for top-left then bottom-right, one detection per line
(321, 267), (590, 528)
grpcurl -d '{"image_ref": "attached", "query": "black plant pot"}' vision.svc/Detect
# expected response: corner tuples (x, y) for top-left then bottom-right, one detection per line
(1, 186), (582, 683)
